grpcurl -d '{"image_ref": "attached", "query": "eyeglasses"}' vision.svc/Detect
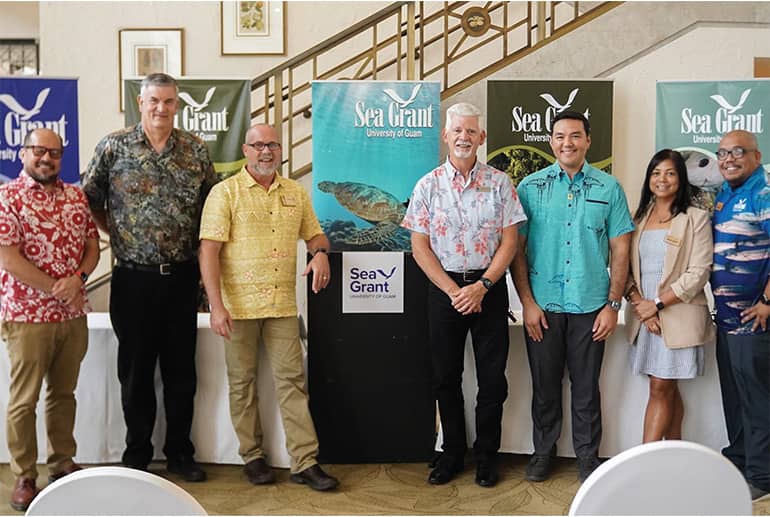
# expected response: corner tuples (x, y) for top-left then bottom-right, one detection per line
(24, 145), (63, 159)
(245, 141), (281, 151)
(716, 147), (756, 160)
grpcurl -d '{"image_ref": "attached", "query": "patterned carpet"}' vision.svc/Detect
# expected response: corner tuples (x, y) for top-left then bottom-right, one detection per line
(2, 455), (768, 515)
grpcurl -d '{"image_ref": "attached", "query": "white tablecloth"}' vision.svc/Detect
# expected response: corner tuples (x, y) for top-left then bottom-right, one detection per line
(0, 313), (292, 468)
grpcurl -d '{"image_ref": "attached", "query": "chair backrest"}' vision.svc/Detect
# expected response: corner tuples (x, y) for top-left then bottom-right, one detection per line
(569, 440), (752, 516)
(26, 466), (207, 516)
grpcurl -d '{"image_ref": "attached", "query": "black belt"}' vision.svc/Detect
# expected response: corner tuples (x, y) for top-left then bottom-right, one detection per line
(115, 259), (198, 276)
(445, 269), (486, 283)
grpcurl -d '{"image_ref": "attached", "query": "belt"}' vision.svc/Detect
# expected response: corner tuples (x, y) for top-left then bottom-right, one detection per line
(445, 269), (486, 283)
(115, 259), (198, 276)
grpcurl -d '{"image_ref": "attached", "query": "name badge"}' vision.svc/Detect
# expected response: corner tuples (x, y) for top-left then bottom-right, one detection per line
(281, 195), (297, 207)
(477, 186), (491, 193)
(664, 234), (681, 247)
(715, 201), (724, 211)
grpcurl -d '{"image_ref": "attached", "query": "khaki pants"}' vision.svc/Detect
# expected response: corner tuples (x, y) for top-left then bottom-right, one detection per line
(2, 317), (88, 479)
(225, 317), (318, 473)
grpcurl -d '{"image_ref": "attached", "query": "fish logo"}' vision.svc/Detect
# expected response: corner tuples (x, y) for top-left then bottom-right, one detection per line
(383, 84), (421, 108)
(178, 87), (216, 112)
(0, 88), (51, 120)
(710, 89), (751, 114)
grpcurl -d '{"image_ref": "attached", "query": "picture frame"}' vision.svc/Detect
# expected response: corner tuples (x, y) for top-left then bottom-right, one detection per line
(220, 1), (286, 55)
(118, 28), (184, 111)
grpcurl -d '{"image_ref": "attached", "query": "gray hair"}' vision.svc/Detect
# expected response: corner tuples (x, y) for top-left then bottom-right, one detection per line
(445, 102), (484, 130)
(140, 73), (179, 96)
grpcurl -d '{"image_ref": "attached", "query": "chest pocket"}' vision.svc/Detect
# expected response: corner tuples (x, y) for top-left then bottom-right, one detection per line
(584, 198), (609, 237)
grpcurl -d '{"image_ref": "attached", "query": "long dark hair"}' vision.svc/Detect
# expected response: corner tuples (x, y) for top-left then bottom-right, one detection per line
(634, 149), (696, 222)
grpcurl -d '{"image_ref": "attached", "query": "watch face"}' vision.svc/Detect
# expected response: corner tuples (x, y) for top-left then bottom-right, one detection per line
(481, 278), (493, 290)
(608, 300), (621, 311)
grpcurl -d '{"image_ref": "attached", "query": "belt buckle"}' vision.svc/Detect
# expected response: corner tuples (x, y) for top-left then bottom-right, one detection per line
(159, 263), (172, 276)
(462, 270), (471, 282)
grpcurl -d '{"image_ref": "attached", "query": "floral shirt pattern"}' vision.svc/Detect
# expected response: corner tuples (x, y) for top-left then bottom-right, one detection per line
(0, 172), (99, 322)
(401, 158), (526, 271)
(81, 123), (218, 264)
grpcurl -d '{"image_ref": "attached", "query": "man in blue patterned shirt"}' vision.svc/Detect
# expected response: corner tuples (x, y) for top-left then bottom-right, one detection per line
(510, 111), (633, 483)
(711, 129), (770, 501)
(82, 73), (217, 482)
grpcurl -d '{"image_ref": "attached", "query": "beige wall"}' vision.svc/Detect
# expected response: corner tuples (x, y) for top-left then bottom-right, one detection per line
(35, 0), (388, 170)
(0, 2), (38, 39)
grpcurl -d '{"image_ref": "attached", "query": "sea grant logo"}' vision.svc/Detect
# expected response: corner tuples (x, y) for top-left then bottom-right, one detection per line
(0, 88), (69, 147)
(681, 88), (763, 140)
(354, 84), (434, 139)
(510, 88), (593, 142)
(342, 252), (404, 313)
(177, 87), (229, 141)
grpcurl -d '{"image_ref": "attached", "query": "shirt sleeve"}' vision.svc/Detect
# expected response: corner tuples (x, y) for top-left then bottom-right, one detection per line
(298, 186), (323, 242)
(81, 135), (113, 211)
(0, 188), (21, 247)
(607, 180), (635, 239)
(516, 178), (531, 239)
(199, 183), (232, 242)
(500, 174), (528, 228)
(401, 175), (431, 235)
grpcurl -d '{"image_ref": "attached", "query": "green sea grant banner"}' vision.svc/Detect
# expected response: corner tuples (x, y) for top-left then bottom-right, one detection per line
(656, 80), (770, 194)
(311, 80), (440, 252)
(487, 80), (614, 186)
(125, 78), (251, 178)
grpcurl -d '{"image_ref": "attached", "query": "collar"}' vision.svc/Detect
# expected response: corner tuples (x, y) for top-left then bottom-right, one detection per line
(720, 165), (767, 195)
(547, 160), (588, 183)
(18, 171), (64, 192)
(445, 157), (481, 182)
(133, 123), (177, 151)
(237, 165), (282, 192)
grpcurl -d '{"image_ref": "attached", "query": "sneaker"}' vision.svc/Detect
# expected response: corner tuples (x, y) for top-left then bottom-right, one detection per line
(525, 454), (552, 482)
(749, 483), (770, 501)
(577, 456), (601, 482)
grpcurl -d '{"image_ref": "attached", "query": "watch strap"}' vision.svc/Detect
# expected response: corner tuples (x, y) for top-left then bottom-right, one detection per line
(654, 297), (665, 311)
(311, 248), (328, 257)
(480, 277), (494, 290)
(762, 294), (770, 306)
(77, 270), (89, 283)
(607, 299), (621, 311)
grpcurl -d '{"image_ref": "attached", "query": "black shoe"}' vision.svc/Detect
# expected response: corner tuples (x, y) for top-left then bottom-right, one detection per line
(289, 464), (338, 491)
(475, 459), (499, 487)
(577, 456), (600, 482)
(122, 463), (148, 472)
(244, 458), (275, 485)
(167, 456), (207, 482)
(428, 455), (463, 485)
(749, 483), (770, 501)
(525, 454), (552, 482)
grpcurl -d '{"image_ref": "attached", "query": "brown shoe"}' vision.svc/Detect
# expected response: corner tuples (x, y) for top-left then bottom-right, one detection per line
(289, 464), (339, 491)
(244, 458), (275, 485)
(48, 462), (83, 483)
(10, 478), (37, 512)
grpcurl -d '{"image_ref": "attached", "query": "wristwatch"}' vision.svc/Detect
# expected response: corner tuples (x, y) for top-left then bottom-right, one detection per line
(762, 294), (770, 305)
(654, 297), (665, 311)
(77, 270), (89, 283)
(311, 248), (328, 257)
(480, 277), (494, 290)
(607, 299), (622, 312)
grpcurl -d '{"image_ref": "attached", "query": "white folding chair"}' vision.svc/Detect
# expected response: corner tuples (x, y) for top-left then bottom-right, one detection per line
(569, 440), (752, 515)
(26, 466), (207, 516)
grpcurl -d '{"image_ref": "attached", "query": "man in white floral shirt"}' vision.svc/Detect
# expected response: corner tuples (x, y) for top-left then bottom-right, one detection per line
(0, 128), (99, 512)
(402, 102), (526, 487)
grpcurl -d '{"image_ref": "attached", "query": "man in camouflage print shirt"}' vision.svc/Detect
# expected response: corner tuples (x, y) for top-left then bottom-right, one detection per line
(82, 73), (217, 482)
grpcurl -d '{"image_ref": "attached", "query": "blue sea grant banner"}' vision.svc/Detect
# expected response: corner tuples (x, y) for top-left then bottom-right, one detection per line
(311, 80), (440, 252)
(0, 77), (79, 183)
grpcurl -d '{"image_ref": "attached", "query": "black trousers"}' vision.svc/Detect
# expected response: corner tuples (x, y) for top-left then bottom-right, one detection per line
(525, 310), (604, 459)
(110, 263), (200, 467)
(716, 328), (770, 492)
(428, 276), (509, 461)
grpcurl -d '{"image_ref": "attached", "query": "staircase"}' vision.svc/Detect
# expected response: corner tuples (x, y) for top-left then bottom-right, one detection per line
(248, 1), (620, 181)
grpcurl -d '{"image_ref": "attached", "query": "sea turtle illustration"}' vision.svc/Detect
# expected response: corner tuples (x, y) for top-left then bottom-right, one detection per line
(317, 181), (407, 245)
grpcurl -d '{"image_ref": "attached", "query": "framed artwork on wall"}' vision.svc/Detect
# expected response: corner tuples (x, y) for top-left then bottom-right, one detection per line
(118, 28), (184, 111)
(220, 1), (286, 55)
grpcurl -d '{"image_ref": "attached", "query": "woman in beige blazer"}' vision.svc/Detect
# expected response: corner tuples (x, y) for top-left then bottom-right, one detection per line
(625, 149), (714, 443)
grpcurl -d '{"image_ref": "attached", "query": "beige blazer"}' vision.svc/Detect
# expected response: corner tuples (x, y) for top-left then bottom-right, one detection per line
(625, 205), (715, 349)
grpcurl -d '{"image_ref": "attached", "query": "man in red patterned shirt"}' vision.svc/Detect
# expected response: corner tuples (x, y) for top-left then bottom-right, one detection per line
(0, 128), (99, 512)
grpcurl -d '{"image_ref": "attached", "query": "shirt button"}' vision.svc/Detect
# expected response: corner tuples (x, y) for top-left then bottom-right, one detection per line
(566, 260), (570, 264)
(567, 222), (571, 226)
(566, 241), (571, 245)
(568, 204), (572, 208)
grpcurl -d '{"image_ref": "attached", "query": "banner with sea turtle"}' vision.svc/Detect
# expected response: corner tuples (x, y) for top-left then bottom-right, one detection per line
(311, 80), (441, 252)
(656, 80), (770, 209)
(486, 80), (614, 187)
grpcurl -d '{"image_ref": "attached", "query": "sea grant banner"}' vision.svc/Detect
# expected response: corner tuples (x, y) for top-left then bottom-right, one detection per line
(487, 80), (614, 186)
(311, 80), (440, 252)
(341, 252), (404, 313)
(0, 77), (79, 183)
(125, 78), (251, 178)
(656, 80), (770, 194)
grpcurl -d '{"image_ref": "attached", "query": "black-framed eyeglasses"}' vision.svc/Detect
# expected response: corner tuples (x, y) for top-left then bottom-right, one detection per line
(245, 141), (281, 151)
(716, 147), (756, 160)
(23, 145), (63, 159)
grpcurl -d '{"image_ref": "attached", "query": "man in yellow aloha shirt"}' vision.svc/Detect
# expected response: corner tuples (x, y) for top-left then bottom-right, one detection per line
(199, 123), (337, 491)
